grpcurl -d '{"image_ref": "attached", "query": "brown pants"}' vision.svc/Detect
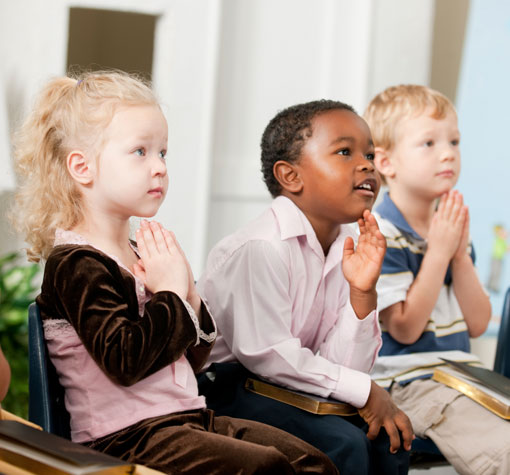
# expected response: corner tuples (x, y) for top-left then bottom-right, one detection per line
(84, 409), (338, 474)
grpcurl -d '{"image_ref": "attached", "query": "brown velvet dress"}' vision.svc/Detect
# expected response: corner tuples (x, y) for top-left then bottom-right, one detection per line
(37, 244), (337, 474)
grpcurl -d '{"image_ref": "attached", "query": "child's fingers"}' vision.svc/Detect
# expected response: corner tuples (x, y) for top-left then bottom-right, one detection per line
(162, 228), (181, 255)
(448, 190), (464, 221)
(456, 207), (470, 252)
(132, 262), (146, 283)
(395, 413), (414, 452)
(364, 210), (380, 236)
(464, 206), (470, 230)
(149, 221), (167, 253)
(358, 217), (366, 238)
(383, 420), (401, 454)
(358, 210), (374, 239)
(450, 200), (466, 232)
(442, 191), (457, 220)
(343, 236), (355, 257)
(165, 231), (195, 280)
(365, 419), (381, 441)
(136, 258), (145, 272)
(375, 229), (387, 252)
(135, 228), (149, 260)
(436, 193), (448, 218)
(169, 230), (187, 258)
(451, 192), (464, 220)
(138, 220), (159, 257)
(161, 227), (173, 248)
(161, 229), (191, 281)
(457, 204), (468, 226)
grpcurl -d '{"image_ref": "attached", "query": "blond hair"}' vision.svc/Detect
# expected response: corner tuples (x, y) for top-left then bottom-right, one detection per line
(12, 70), (159, 262)
(364, 84), (456, 152)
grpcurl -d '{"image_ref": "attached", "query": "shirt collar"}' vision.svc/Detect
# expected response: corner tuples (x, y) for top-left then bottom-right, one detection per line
(376, 192), (424, 241)
(271, 195), (353, 269)
(54, 228), (89, 246)
(271, 195), (315, 241)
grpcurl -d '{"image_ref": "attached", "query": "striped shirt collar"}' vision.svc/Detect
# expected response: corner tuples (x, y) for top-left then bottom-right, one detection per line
(376, 192), (424, 242)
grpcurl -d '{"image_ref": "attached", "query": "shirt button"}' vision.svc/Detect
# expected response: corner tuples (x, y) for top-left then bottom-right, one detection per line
(139, 285), (145, 292)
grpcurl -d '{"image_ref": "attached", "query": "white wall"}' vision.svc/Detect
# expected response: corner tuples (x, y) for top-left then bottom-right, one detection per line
(367, 0), (435, 100)
(0, 0), (221, 272)
(0, 0), (437, 274)
(0, 1), (69, 255)
(205, 0), (437, 262)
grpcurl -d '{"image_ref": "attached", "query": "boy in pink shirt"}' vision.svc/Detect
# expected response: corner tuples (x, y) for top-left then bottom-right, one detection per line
(198, 100), (413, 474)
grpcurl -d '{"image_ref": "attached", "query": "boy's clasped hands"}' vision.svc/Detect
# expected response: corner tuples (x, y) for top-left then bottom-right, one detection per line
(428, 189), (470, 263)
(134, 220), (201, 315)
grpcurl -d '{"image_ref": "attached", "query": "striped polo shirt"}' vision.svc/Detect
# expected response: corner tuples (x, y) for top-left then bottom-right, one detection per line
(371, 193), (473, 385)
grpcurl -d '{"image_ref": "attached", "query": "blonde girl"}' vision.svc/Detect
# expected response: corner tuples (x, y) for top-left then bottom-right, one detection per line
(13, 71), (336, 474)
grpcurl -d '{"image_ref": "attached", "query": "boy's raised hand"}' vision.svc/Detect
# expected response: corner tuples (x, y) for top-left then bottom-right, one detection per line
(342, 210), (386, 318)
(133, 220), (189, 300)
(359, 381), (414, 454)
(343, 210), (386, 292)
(428, 190), (467, 262)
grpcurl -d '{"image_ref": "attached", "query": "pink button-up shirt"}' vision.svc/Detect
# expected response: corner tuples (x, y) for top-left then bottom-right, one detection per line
(198, 196), (382, 408)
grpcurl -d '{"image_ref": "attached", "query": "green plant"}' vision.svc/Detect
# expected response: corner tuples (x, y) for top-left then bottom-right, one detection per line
(0, 251), (40, 418)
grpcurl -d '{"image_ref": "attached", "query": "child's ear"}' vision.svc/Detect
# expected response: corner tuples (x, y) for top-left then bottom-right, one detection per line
(273, 160), (303, 194)
(374, 147), (395, 180)
(66, 150), (94, 185)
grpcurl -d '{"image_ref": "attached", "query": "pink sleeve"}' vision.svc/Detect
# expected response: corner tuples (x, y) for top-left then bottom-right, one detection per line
(319, 303), (382, 373)
(200, 240), (374, 408)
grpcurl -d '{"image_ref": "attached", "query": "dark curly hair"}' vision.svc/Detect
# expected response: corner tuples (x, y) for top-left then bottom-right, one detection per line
(261, 99), (356, 197)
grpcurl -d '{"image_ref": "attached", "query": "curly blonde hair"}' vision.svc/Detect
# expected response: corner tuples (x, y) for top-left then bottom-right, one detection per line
(12, 70), (159, 262)
(363, 84), (456, 153)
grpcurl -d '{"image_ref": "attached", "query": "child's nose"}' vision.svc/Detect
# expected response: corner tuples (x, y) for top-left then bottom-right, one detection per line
(152, 156), (167, 176)
(357, 156), (375, 172)
(440, 146), (457, 161)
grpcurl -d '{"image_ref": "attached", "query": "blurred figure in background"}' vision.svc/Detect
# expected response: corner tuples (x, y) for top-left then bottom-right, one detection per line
(0, 345), (11, 402)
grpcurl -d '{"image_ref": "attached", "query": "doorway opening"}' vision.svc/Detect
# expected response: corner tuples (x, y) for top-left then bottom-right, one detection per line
(67, 7), (156, 80)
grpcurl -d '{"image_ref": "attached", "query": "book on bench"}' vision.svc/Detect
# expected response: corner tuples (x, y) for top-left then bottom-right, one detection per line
(244, 377), (357, 416)
(0, 420), (134, 475)
(432, 358), (510, 420)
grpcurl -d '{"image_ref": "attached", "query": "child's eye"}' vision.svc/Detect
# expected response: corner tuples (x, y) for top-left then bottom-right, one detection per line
(365, 153), (375, 161)
(134, 148), (145, 156)
(451, 138), (460, 146)
(423, 140), (434, 148)
(336, 148), (351, 156)
(159, 150), (167, 159)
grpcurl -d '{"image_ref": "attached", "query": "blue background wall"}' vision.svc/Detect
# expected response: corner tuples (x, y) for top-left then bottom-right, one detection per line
(456, 0), (510, 327)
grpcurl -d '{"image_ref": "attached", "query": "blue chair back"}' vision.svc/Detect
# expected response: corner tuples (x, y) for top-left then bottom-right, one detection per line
(494, 287), (510, 377)
(28, 302), (71, 438)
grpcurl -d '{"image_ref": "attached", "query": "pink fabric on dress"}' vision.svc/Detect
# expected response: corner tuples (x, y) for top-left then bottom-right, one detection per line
(44, 230), (206, 442)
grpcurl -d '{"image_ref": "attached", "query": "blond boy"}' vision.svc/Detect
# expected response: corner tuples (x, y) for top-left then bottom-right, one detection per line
(364, 84), (510, 474)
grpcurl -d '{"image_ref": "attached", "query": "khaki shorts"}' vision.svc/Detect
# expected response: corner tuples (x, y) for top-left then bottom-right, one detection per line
(391, 378), (510, 475)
